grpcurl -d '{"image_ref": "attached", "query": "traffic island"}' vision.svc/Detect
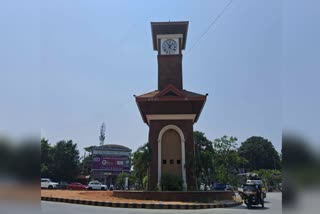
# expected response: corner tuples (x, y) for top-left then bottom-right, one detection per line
(41, 196), (242, 209)
(41, 190), (242, 209)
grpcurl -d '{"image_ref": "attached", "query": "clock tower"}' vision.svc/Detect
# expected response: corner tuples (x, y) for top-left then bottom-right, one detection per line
(135, 21), (207, 191)
(151, 22), (188, 90)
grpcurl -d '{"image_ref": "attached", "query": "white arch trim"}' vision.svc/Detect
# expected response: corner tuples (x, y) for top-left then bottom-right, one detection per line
(157, 125), (187, 190)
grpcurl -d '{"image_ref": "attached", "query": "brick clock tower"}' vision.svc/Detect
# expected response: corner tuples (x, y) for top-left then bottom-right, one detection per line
(135, 21), (207, 191)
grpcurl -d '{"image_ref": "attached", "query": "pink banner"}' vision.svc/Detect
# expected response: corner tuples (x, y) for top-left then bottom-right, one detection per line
(92, 155), (130, 171)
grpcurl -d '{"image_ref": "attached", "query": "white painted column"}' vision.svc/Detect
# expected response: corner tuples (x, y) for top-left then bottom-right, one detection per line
(157, 138), (161, 188)
(181, 138), (187, 191)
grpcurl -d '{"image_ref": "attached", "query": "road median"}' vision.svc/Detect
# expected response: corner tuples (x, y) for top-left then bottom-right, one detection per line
(41, 195), (242, 209)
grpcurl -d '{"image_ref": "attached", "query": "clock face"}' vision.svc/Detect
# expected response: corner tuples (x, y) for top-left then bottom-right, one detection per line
(162, 39), (178, 54)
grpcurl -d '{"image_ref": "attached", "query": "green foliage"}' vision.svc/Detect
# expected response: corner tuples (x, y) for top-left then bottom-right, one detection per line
(116, 172), (128, 189)
(160, 174), (183, 191)
(131, 143), (151, 190)
(79, 145), (95, 175)
(84, 146), (95, 154)
(253, 169), (282, 189)
(51, 140), (80, 181)
(41, 138), (80, 182)
(193, 131), (214, 188)
(213, 136), (237, 158)
(115, 172), (135, 189)
(142, 176), (148, 190)
(213, 136), (247, 186)
(238, 136), (281, 170)
(41, 139), (51, 163)
(79, 154), (93, 175)
(41, 138), (53, 177)
(215, 165), (228, 184)
(191, 133), (248, 188)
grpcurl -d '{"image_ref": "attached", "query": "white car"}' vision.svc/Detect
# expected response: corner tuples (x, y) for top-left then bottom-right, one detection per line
(41, 178), (58, 189)
(87, 181), (107, 190)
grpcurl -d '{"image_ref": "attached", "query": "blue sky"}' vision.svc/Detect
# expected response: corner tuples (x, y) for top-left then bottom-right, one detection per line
(1, 0), (319, 155)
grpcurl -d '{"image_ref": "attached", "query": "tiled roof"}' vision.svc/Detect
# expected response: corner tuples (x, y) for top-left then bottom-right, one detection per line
(136, 90), (160, 98)
(93, 144), (131, 152)
(136, 89), (206, 98)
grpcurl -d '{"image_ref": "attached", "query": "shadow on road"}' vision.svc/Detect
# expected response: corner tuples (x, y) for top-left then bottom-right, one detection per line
(233, 205), (270, 210)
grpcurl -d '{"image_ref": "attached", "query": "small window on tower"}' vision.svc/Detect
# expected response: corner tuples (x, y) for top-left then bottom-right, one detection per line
(170, 159), (174, 164)
(162, 160), (167, 164)
(177, 160), (181, 164)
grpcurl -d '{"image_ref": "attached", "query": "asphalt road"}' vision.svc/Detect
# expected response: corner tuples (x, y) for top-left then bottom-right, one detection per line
(41, 192), (282, 214)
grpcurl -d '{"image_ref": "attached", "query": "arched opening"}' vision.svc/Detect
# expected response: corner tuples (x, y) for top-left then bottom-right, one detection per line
(157, 125), (187, 190)
(161, 129), (182, 177)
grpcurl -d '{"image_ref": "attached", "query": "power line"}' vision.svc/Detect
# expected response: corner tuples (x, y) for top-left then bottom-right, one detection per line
(186, 0), (233, 54)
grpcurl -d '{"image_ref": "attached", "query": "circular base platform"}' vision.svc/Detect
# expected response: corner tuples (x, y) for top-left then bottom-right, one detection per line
(113, 191), (234, 203)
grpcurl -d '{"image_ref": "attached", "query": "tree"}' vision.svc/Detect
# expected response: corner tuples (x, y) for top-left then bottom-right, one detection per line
(191, 132), (247, 189)
(253, 169), (282, 190)
(84, 145), (95, 154)
(99, 122), (106, 146)
(80, 145), (95, 175)
(213, 136), (247, 185)
(41, 138), (53, 178)
(131, 143), (151, 190)
(41, 138), (83, 182)
(50, 140), (81, 181)
(213, 136), (238, 159)
(115, 172), (135, 190)
(238, 136), (280, 170)
(193, 131), (215, 189)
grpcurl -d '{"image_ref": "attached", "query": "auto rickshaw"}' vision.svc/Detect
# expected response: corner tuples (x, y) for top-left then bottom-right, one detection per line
(238, 183), (265, 209)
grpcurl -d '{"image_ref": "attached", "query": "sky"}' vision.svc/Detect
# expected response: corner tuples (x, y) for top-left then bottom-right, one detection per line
(0, 0), (319, 155)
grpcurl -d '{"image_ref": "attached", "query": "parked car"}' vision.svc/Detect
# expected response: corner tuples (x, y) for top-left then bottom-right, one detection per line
(67, 182), (88, 190)
(41, 178), (58, 189)
(213, 182), (226, 191)
(87, 181), (107, 190)
(56, 181), (68, 189)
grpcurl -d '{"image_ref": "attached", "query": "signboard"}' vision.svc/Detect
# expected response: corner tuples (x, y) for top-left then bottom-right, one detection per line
(92, 150), (130, 156)
(92, 155), (130, 171)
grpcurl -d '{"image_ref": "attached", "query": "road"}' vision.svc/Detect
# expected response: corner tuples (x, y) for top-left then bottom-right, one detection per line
(41, 192), (282, 214)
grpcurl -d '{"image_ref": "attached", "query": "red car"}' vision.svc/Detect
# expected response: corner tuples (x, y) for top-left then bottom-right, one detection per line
(67, 182), (87, 190)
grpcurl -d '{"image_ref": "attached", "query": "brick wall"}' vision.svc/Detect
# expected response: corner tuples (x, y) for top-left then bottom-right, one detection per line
(148, 120), (196, 190)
